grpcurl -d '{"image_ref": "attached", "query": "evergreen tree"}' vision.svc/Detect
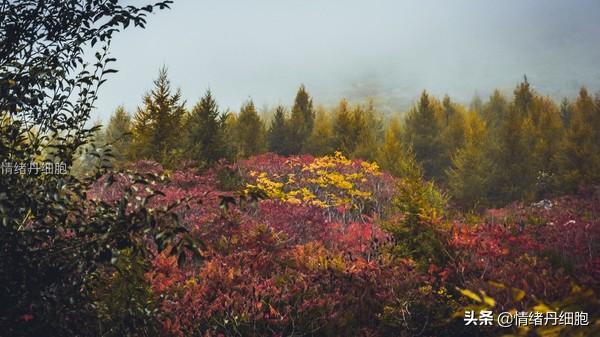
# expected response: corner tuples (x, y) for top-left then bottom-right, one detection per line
(305, 106), (335, 156)
(185, 90), (227, 165)
(221, 113), (239, 162)
(234, 100), (266, 158)
(439, 96), (467, 183)
(593, 92), (600, 146)
(267, 105), (290, 155)
(332, 99), (357, 156)
(377, 117), (422, 179)
(131, 67), (186, 167)
(104, 106), (133, 164)
(531, 96), (564, 196)
(403, 91), (445, 180)
(513, 76), (534, 118)
(446, 112), (495, 209)
(492, 78), (537, 203)
(288, 85), (315, 154)
(469, 93), (484, 115)
(559, 88), (600, 190)
(352, 99), (384, 161)
(559, 98), (572, 128)
(442, 95), (454, 127)
(482, 90), (508, 130)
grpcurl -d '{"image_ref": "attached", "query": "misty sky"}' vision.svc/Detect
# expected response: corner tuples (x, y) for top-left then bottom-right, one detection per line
(93, 0), (600, 120)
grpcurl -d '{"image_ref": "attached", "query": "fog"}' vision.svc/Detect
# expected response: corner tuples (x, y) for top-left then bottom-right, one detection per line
(93, 0), (600, 119)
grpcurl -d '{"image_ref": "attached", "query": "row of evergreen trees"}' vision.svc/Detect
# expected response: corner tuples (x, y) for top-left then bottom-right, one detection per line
(91, 69), (600, 208)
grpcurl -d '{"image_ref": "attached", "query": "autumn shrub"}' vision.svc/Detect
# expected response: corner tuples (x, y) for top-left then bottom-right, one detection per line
(381, 176), (449, 270)
(450, 192), (600, 314)
(96, 155), (445, 336)
(147, 217), (438, 337)
(88, 153), (600, 337)
(240, 152), (397, 222)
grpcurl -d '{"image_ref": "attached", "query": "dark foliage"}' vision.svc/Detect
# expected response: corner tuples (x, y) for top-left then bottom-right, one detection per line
(0, 1), (205, 336)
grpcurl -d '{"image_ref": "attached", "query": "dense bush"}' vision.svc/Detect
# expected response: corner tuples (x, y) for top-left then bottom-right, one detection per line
(87, 154), (599, 337)
(0, 2), (199, 336)
(83, 154), (452, 336)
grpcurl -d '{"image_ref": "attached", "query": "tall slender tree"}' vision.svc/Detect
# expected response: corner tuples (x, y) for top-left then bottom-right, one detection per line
(305, 106), (334, 156)
(131, 67), (186, 167)
(185, 90), (227, 165)
(559, 88), (600, 190)
(403, 91), (444, 180)
(559, 98), (573, 128)
(105, 106), (133, 163)
(332, 99), (356, 156)
(288, 85), (315, 154)
(446, 112), (495, 208)
(491, 78), (538, 202)
(234, 100), (266, 158)
(439, 95), (467, 184)
(531, 96), (564, 195)
(377, 117), (422, 179)
(469, 93), (484, 115)
(267, 105), (290, 155)
(481, 90), (508, 130)
(352, 99), (384, 161)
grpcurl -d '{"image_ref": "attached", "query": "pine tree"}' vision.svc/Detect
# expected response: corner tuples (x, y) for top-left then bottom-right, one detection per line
(267, 105), (290, 155)
(593, 92), (600, 146)
(492, 77), (537, 203)
(234, 100), (266, 158)
(352, 99), (384, 161)
(559, 98), (572, 128)
(469, 93), (484, 115)
(131, 67), (186, 167)
(446, 112), (495, 208)
(288, 85), (315, 154)
(439, 95), (467, 183)
(104, 106), (132, 164)
(377, 117), (422, 180)
(442, 95), (453, 127)
(185, 90), (227, 166)
(559, 88), (600, 190)
(513, 76), (534, 118)
(482, 90), (508, 130)
(332, 99), (356, 156)
(305, 106), (334, 156)
(403, 91), (445, 180)
(221, 113), (239, 162)
(531, 96), (564, 196)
